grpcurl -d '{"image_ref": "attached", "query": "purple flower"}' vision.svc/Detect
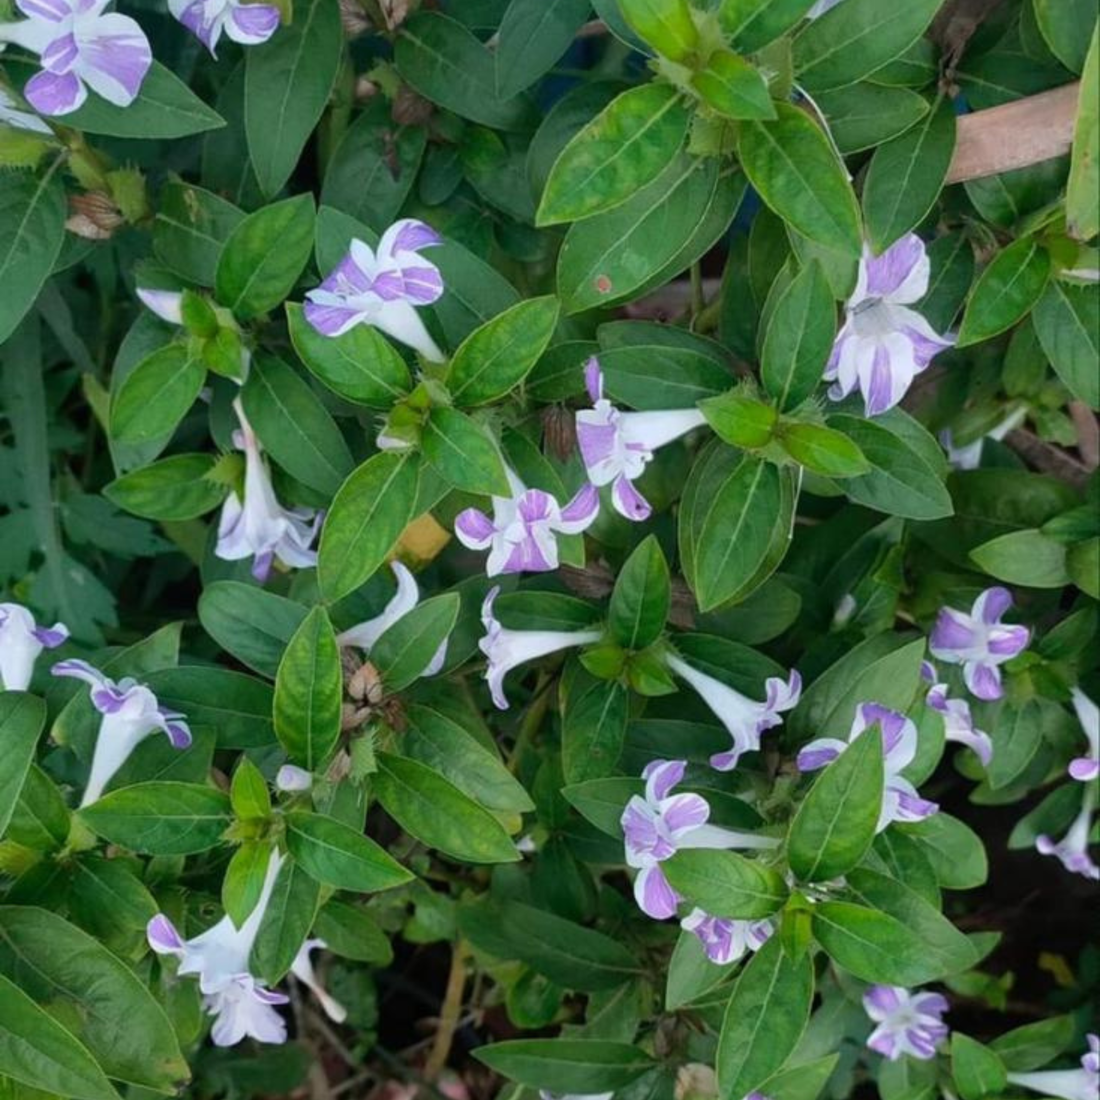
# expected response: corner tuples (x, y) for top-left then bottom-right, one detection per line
(215, 399), (321, 583)
(797, 703), (938, 832)
(168, 0), (279, 53)
(455, 467), (599, 577)
(0, 84), (51, 131)
(1069, 688), (1099, 782)
(929, 587), (1030, 701)
(621, 759), (780, 920)
(1006, 1034), (1100, 1100)
(680, 907), (774, 965)
(477, 587), (602, 710)
(1036, 792), (1099, 881)
(664, 652), (801, 772)
(825, 234), (954, 417)
(575, 358), (707, 521)
(863, 985), (949, 1061)
(337, 561), (448, 678)
(0, 602), (68, 691)
(0, 0), (151, 116)
(921, 661), (993, 766)
(304, 219), (445, 362)
(52, 658), (190, 807)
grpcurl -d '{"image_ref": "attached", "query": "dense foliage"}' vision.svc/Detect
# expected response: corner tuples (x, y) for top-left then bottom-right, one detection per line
(0, 0), (1097, 1098)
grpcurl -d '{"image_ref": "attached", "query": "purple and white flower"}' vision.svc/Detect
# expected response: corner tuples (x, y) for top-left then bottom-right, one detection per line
(680, 908), (774, 965)
(863, 985), (949, 1061)
(825, 234), (954, 417)
(215, 399), (321, 583)
(275, 764), (312, 792)
(337, 561), (447, 678)
(929, 586), (1030, 701)
(304, 219), (445, 362)
(0, 0), (151, 116)
(921, 661), (993, 766)
(478, 587), (601, 711)
(0, 602), (67, 691)
(52, 658), (191, 807)
(1036, 792), (1099, 881)
(797, 703), (938, 832)
(1006, 1034), (1099, 1100)
(0, 84), (51, 132)
(1069, 688), (1099, 782)
(664, 653), (801, 772)
(167, 0), (279, 53)
(455, 467), (599, 577)
(575, 358), (707, 521)
(148, 848), (346, 1047)
(621, 759), (780, 920)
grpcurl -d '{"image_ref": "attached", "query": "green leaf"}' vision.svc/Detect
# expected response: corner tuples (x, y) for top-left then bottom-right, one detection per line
(901, 812), (988, 890)
(241, 353), (354, 496)
(422, 407), (510, 496)
(952, 1034), (1008, 1100)
(152, 180), (243, 286)
(1033, 0), (1095, 73)
(79, 782), (231, 855)
(700, 393), (779, 448)
(104, 453), (228, 521)
(252, 857), (321, 984)
(970, 528), (1070, 588)
(538, 84), (692, 226)
(719, 0), (816, 53)
(990, 1016), (1076, 1071)
(433, 236), (522, 346)
(829, 414), (954, 520)
(222, 842), (273, 928)
(863, 97), (956, 253)
(0, 970), (119, 1100)
(760, 258), (835, 411)
(109, 344), (205, 450)
(717, 936), (815, 1099)
(8, 765), (69, 851)
(314, 900), (394, 965)
(609, 535), (671, 651)
(318, 452), (420, 601)
(817, 83), (930, 154)
(0, 907), (188, 1092)
(780, 422), (870, 477)
(597, 342), (732, 409)
(692, 49), (777, 120)
(447, 296), (560, 406)
(561, 677), (629, 784)
(1031, 280), (1099, 408)
(737, 103), (862, 256)
(496, 0), (593, 100)
(371, 593), (460, 692)
(0, 168), (66, 346)
(146, 667), (274, 750)
(287, 301), (411, 408)
(473, 1039), (654, 1091)
(197, 582), (308, 677)
(812, 901), (933, 984)
(788, 725), (883, 882)
(230, 758), (272, 822)
(793, 0), (943, 91)
(395, 11), (534, 131)
(957, 238), (1051, 347)
(285, 812), (412, 892)
(1067, 27), (1099, 239)
(664, 849), (789, 918)
(274, 606), (342, 772)
(215, 193), (316, 319)
(245, 0), (342, 196)
(374, 751), (520, 863)
(618, 0), (699, 60)
(0, 693), (45, 837)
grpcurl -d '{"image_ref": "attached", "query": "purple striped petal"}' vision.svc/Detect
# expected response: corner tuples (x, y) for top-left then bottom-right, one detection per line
(24, 69), (86, 115)
(863, 985), (903, 1018)
(15, 0), (71, 20)
(612, 474), (651, 521)
(558, 482), (599, 531)
(965, 661), (1002, 701)
(146, 913), (185, 954)
(864, 343), (896, 416)
(974, 586), (1013, 624)
(225, 1), (280, 44)
(391, 219), (442, 255)
(163, 718), (193, 749)
(454, 507), (495, 550)
(863, 235), (926, 299)
(635, 864), (678, 920)
(584, 357), (604, 402)
(398, 264), (444, 304)
(41, 32), (79, 73)
(642, 758), (685, 802)
(74, 15), (152, 106)
(662, 793), (709, 836)
(516, 489), (555, 526)
(32, 624), (68, 647)
(303, 300), (362, 338)
(986, 623), (1029, 656)
(1069, 758), (1100, 782)
(930, 608), (979, 652)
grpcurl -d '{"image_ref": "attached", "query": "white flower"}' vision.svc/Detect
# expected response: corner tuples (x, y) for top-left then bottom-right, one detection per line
(0, 602), (67, 691)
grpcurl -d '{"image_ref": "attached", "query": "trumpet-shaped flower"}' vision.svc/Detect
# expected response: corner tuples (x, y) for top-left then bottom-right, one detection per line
(1036, 792), (1099, 881)
(664, 652), (801, 772)
(455, 467), (599, 577)
(621, 759), (780, 920)
(825, 234), (954, 417)
(478, 587), (601, 710)
(680, 908), (774, 965)
(0, 603), (67, 690)
(0, 0), (151, 116)
(863, 985), (949, 1061)
(1006, 1034), (1099, 1100)
(921, 661), (993, 766)
(275, 764), (312, 792)
(0, 85), (51, 131)
(52, 658), (191, 807)
(575, 358), (707, 521)
(1069, 688), (1099, 782)
(148, 849), (346, 1046)
(797, 703), (938, 832)
(216, 400), (321, 583)
(167, 0), (279, 53)
(304, 219), (445, 362)
(337, 561), (447, 677)
(929, 586), (1029, 701)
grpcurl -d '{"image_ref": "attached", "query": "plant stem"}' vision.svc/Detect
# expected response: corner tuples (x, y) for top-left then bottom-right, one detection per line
(423, 938), (468, 1082)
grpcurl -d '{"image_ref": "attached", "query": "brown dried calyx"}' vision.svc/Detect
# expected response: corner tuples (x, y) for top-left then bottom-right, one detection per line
(66, 192), (123, 240)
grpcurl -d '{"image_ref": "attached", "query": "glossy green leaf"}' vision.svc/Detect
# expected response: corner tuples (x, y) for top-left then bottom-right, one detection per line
(1031, 279), (1099, 408)
(700, 393), (778, 448)
(952, 1034), (1008, 1100)
(422, 407), (510, 496)
(691, 50), (777, 120)
(901, 812), (988, 890)
(222, 841), (272, 927)
(957, 238), (1051, 347)
(474, 1039), (654, 1091)
(79, 783), (231, 855)
(371, 593), (460, 692)
(719, 0), (817, 53)
(110, 345), (205, 449)
(1067, 27), (1099, 239)
(285, 812), (412, 892)
(618, 0), (698, 60)
(314, 900), (394, 964)
(1033, 0), (1095, 73)
(252, 857), (321, 983)
(780, 422), (871, 477)
(152, 180), (243, 286)
(817, 83), (929, 153)
(664, 849), (789, 918)
(104, 453), (227, 521)
(970, 528), (1070, 588)
(496, 0), (593, 99)
(990, 1016), (1076, 1071)
(562, 677), (629, 784)
(609, 535), (671, 650)
(197, 582), (308, 677)
(0, 694), (45, 837)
